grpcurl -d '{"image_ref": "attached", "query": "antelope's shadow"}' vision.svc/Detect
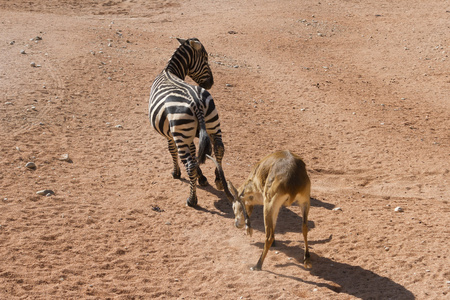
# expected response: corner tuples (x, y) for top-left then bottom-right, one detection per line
(262, 250), (414, 299)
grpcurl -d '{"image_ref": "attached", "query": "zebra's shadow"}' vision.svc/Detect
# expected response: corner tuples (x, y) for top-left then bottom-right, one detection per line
(175, 177), (235, 218)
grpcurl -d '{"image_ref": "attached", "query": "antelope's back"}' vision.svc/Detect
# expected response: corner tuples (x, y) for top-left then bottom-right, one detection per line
(260, 151), (310, 197)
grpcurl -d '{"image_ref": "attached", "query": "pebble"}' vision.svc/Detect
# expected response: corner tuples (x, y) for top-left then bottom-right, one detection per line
(30, 62), (36, 67)
(36, 189), (55, 196)
(332, 207), (343, 211)
(20, 50), (26, 54)
(394, 206), (404, 212)
(115, 124), (123, 129)
(25, 162), (36, 169)
(59, 153), (71, 162)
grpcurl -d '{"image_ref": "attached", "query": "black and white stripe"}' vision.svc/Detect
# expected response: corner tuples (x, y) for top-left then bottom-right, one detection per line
(149, 38), (225, 207)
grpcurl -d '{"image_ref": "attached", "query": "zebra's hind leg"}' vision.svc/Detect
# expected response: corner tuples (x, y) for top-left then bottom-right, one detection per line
(180, 154), (199, 207)
(168, 138), (181, 179)
(189, 142), (208, 186)
(212, 137), (225, 190)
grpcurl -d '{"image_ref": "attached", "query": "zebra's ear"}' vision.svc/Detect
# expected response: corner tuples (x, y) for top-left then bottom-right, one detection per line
(177, 38), (187, 45)
(189, 39), (202, 51)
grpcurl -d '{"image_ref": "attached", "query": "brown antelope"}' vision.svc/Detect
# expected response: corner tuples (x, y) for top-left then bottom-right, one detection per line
(207, 150), (311, 271)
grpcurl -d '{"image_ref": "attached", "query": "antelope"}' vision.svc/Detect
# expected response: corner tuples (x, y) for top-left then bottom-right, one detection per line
(208, 150), (311, 271)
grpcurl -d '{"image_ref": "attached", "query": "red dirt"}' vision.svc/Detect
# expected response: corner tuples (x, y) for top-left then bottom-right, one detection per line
(1, 1), (449, 299)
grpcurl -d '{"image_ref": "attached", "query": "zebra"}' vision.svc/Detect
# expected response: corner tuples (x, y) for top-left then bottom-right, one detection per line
(149, 38), (225, 207)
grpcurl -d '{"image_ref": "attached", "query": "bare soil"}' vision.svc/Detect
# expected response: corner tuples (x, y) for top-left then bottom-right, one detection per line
(1, 0), (449, 299)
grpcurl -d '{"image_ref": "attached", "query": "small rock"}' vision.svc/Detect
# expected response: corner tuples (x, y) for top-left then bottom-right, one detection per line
(9, 41), (15, 45)
(225, 83), (233, 87)
(115, 124), (123, 129)
(36, 189), (55, 196)
(30, 62), (36, 67)
(25, 162), (36, 169)
(152, 205), (164, 212)
(20, 50), (26, 54)
(384, 246), (390, 251)
(394, 206), (404, 212)
(332, 207), (343, 211)
(165, 221), (172, 225)
(59, 154), (71, 162)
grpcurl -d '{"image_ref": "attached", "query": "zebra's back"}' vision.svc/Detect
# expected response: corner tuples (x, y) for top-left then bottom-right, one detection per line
(149, 70), (220, 141)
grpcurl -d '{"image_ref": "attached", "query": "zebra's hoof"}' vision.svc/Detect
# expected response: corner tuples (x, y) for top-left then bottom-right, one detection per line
(215, 179), (224, 191)
(198, 176), (208, 186)
(186, 197), (198, 207)
(172, 171), (181, 179)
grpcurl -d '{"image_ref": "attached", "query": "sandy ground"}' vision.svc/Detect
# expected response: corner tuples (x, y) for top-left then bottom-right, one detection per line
(1, 0), (449, 299)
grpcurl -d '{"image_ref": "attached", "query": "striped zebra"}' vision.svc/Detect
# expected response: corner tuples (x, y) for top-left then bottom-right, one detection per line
(149, 38), (225, 207)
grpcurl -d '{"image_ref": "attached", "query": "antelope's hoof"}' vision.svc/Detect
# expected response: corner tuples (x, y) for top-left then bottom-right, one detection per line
(303, 258), (312, 269)
(198, 176), (208, 187)
(250, 265), (261, 271)
(186, 197), (198, 207)
(214, 179), (224, 191)
(172, 171), (181, 179)
(246, 226), (253, 237)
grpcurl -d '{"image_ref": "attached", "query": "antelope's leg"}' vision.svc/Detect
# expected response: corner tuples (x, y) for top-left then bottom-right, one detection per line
(168, 138), (181, 179)
(251, 197), (281, 271)
(246, 205), (254, 218)
(299, 193), (311, 268)
(189, 142), (207, 186)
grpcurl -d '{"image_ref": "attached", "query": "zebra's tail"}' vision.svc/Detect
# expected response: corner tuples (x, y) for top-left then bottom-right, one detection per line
(197, 119), (212, 164)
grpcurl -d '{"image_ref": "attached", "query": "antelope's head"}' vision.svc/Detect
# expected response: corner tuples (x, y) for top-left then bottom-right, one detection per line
(206, 155), (252, 236)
